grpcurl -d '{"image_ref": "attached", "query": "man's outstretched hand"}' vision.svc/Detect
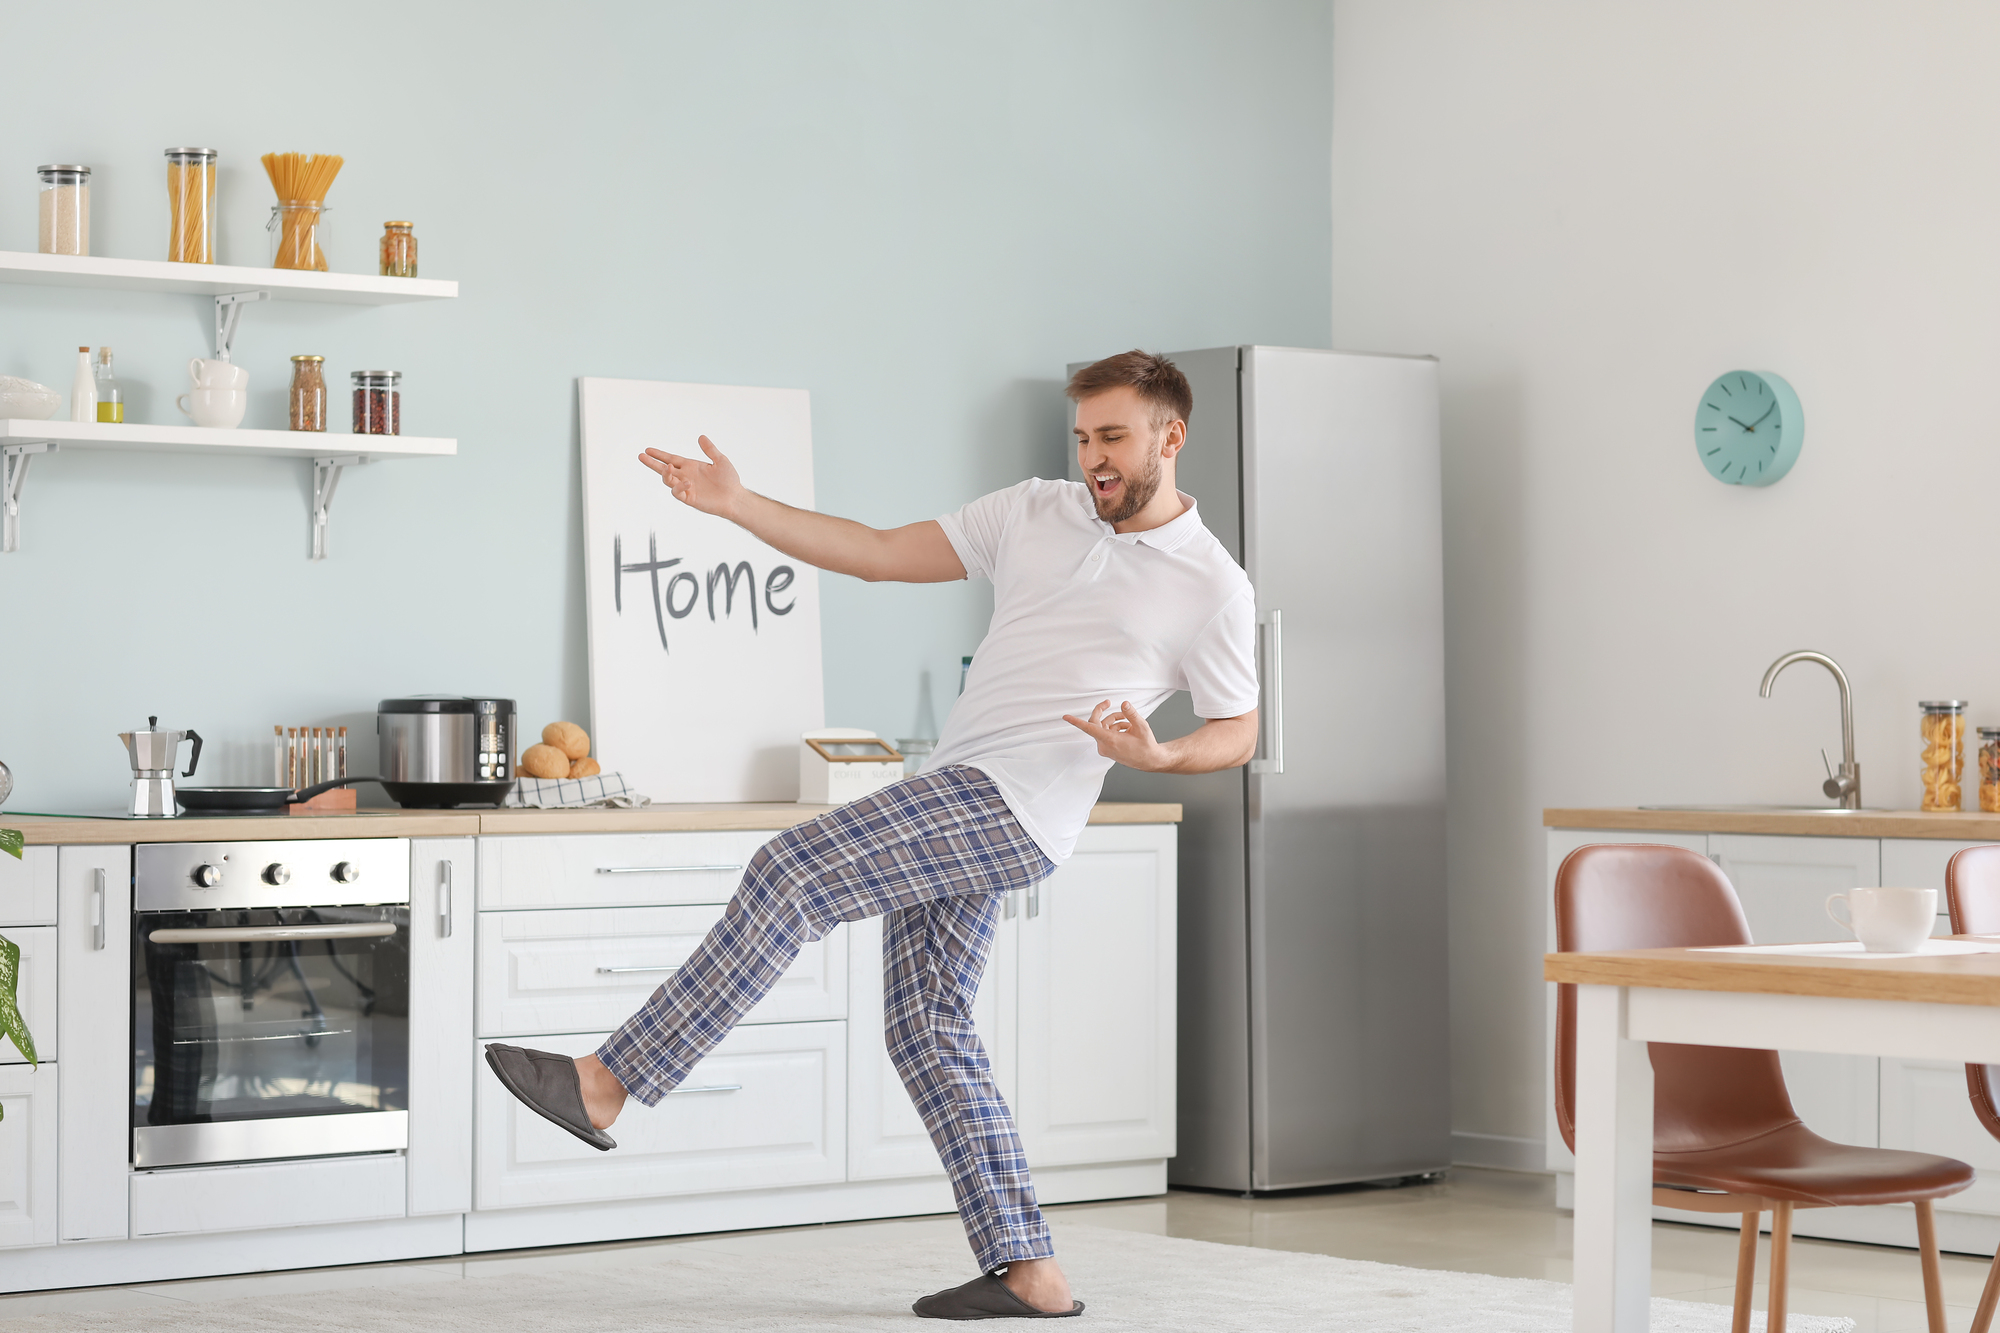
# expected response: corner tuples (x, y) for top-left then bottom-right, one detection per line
(1063, 700), (1167, 771)
(640, 436), (744, 520)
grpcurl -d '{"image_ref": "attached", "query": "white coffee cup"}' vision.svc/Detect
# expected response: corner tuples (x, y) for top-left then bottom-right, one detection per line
(188, 357), (249, 391)
(1826, 887), (1938, 953)
(177, 387), (247, 429)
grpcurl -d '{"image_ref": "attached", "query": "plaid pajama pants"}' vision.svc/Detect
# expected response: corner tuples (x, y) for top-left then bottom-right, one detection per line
(595, 764), (1058, 1272)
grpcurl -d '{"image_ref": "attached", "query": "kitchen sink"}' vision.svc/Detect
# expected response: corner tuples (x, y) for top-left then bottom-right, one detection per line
(1636, 804), (1891, 813)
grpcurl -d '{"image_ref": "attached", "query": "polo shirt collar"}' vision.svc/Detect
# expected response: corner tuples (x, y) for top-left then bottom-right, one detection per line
(1081, 485), (1202, 552)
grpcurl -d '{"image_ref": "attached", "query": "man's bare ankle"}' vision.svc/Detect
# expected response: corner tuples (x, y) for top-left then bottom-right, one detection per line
(999, 1258), (1071, 1313)
(573, 1054), (629, 1130)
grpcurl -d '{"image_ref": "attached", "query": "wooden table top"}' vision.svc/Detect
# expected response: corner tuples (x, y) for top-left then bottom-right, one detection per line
(1544, 806), (2000, 840)
(1546, 941), (2000, 1007)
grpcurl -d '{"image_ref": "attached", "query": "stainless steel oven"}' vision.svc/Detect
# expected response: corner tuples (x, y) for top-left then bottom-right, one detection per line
(132, 839), (411, 1169)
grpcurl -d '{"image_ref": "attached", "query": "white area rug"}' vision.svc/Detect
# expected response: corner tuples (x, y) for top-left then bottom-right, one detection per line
(0, 1222), (1853, 1331)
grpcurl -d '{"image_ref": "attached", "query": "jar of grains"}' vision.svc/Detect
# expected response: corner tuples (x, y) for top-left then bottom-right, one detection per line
(1920, 700), (1969, 811)
(1980, 727), (2000, 814)
(351, 370), (401, 435)
(289, 355), (327, 432)
(165, 147), (216, 264)
(379, 221), (416, 277)
(37, 165), (90, 256)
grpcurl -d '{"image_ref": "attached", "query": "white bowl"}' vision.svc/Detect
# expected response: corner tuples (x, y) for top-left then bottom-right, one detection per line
(0, 378), (59, 421)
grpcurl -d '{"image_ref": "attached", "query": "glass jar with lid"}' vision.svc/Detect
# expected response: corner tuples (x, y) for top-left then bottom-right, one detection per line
(379, 221), (416, 277)
(165, 148), (216, 264)
(288, 356), (327, 432)
(37, 165), (90, 256)
(351, 370), (401, 435)
(1980, 726), (2000, 814)
(1920, 700), (1968, 812)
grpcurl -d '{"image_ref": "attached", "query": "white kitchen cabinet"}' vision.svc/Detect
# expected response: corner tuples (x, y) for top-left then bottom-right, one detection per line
(1881, 1057), (2000, 1216)
(0, 928), (55, 1066)
(474, 1023), (846, 1210)
(407, 838), (476, 1218)
(477, 904), (845, 1037)
(1880, 837), (1980, 935)
(56, 846), (131, 1242)
(0, 848), (55, 928)
(129, 1154), (407, 1237)
(1016, 824), (1176, 1167)
(1708, 834), (1882, 1151)
(0, 1064), (56, 1249)
(477, 832), (767, 911)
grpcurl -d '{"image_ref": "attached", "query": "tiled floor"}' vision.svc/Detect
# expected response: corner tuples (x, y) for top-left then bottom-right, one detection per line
(0, 1169), (1992, 1329)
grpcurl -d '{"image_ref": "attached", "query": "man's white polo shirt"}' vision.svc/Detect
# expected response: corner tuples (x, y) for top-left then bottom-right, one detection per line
(928, 477), (1258, 863)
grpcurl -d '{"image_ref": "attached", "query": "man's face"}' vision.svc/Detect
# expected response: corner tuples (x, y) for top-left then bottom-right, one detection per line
(1074, 386), (1179, 525)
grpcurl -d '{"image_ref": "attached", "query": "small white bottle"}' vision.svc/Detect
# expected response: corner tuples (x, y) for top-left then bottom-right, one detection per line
(69, 345), (95, 422)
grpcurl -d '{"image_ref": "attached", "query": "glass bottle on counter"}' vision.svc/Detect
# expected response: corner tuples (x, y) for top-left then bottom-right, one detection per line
(36, 165), (89, 256)
(351, 370), (401, 435)
(1980, 727), (2000, 814)
(93, 347), (122, 423)
(165, 147), (216, 264)
(1920, 700), (1968, 812)
(379, 221), (417, 277)
(288, 355), (327, 432)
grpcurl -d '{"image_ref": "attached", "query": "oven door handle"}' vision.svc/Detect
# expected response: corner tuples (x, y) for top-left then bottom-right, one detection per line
(147, 923), (399, 944)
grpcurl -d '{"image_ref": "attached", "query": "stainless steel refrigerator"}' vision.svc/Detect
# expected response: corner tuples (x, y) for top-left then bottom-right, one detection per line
(1069, 345), (1449, 1192)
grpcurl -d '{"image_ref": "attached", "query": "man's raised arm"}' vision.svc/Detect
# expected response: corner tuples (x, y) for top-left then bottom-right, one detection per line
(640, 437), (966, 584)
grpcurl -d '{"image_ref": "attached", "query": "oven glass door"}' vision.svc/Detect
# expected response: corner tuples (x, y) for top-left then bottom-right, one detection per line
(132, 904), (409, 1167)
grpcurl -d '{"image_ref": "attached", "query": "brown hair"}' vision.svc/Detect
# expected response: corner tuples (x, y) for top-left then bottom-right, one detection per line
(1065, 350), (1192, 428)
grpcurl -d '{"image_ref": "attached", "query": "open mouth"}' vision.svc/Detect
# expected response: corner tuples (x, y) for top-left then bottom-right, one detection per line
(1091, 472), (1122, 497)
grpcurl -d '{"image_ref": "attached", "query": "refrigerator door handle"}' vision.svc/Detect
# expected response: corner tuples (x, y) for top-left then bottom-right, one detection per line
(1251, 608), (1285, 774)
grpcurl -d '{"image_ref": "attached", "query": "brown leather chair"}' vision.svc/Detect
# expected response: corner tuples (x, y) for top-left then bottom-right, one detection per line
(1556, 843), (1972, 1333)
(1943, 844), (2000, 1332)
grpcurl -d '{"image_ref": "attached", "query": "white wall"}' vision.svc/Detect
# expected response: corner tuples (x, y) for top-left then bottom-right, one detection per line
(1331, 0), (2000, 1151)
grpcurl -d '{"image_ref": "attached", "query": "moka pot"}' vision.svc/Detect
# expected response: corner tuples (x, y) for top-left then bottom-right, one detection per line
(118, 716), (202, 818)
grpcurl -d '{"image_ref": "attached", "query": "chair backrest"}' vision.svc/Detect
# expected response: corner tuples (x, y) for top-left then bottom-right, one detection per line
(1554, 843), (1802, 1155)
(1944, 846), (2000, 1142)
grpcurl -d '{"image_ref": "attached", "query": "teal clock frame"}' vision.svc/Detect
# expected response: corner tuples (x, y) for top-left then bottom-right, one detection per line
(1694, 370), (1802, 486)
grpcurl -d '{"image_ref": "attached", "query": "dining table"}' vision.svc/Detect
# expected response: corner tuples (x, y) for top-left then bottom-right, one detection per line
(1545, 938), (2000, 1331)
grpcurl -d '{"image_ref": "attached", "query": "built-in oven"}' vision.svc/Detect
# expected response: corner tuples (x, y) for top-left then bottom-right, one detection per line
(132, 839), (411, 1169)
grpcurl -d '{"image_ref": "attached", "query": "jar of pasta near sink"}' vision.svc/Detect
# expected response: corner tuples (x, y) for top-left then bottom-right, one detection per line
(1920, 700), (1967, 811)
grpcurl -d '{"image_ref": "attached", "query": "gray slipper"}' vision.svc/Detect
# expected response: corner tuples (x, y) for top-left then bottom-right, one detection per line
(484, 1043), (616, 1151)
(913, 1273), (1083, 1320)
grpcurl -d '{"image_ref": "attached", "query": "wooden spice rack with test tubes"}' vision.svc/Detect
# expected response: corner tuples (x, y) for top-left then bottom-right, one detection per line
(278, 724), (355, 812)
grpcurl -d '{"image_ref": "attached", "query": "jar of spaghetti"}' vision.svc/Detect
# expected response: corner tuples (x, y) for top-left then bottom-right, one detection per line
(1920, 700), (1968, 812)
(1980, 727), (2000, 814)
(269, 202), (329, 271)
(165, 148), (216, 264)
(37, 165), (89, 256)
(351, 370), (401, 435)
(379, 221), (417, 277)
(288, 355), (326, 432)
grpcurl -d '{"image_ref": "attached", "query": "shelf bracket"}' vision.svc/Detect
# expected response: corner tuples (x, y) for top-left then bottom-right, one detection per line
(214, 290), (270, 361)
(2, 442), (57, 555)
(311, 455), (368, 561)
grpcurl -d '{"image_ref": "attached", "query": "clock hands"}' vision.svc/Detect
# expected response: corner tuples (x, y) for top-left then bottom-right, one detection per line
(1728, 415), (1754, 431)
(1726, 403), (1780, 434)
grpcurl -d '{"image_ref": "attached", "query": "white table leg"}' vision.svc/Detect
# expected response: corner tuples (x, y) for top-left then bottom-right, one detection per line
(1573, 983), (1654, 1332)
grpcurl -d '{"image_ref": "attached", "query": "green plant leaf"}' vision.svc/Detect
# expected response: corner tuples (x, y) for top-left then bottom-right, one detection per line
(0, 829), (20, 861)
(0, 934), (36, 1073)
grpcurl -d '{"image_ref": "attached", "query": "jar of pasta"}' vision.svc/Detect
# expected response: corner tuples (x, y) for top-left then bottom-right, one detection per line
(379, 221), (416, 277)
(165, 147), (216, 264)
(1980, 727), (2000, 814)
(1920, 700), (1968, 812)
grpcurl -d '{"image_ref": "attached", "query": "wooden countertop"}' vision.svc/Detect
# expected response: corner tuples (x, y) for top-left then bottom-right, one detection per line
(3, 801), (1183, 845)
(1544, 807), (2000, 840)
(1545, 941), (2000, 1007)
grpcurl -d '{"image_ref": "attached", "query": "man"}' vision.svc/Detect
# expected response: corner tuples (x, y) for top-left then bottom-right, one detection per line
(485, 350), (1258, 1320)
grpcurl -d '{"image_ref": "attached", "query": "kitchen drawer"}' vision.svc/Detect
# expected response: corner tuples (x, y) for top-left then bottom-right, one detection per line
(0, 847), (56, 928)
(476, 906), (847, 1036)
(477, 832), (775, 910)
(130, 1153), (407, 1236)
(474, 1022), (846, 1209)
(0, 928), (54, 1065)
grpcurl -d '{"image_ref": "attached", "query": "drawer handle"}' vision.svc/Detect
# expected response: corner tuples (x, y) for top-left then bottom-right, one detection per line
(670, 1083), (742, 1095)
(596, 965), (682, 975)
(596, 865), (743, 875)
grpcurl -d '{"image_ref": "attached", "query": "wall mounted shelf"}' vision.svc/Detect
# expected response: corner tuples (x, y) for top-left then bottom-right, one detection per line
(0, 250), (458, 304)
(0, 420), (456, 559)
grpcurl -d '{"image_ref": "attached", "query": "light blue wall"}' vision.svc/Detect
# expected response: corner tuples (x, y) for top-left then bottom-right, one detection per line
(0, 1), (1331, 811)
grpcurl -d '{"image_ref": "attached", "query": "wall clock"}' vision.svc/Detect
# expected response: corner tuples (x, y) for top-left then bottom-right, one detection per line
(1694, 370), (1802, 486)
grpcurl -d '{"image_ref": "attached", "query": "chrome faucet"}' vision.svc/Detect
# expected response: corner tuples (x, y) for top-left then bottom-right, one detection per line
(1759, 650), (1860, 809)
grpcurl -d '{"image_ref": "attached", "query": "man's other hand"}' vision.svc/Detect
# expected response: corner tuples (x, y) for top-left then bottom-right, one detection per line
(1062, 700), (1165, 770)
(640, 436), (743, 520)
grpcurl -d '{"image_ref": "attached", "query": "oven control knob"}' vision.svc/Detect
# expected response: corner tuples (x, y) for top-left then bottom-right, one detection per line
(262, 863), (291, 886)
(331, 861), (362, 884)
(192, 863), (222, 888)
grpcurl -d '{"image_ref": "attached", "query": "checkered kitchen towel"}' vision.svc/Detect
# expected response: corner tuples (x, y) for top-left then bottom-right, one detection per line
(504, 771), (652, 808)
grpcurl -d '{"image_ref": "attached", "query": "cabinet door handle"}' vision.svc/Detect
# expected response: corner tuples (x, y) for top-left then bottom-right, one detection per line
(439, 860), (453, 939)
(91, 868), (106, 951)
(1003, 889), (1018, 920)
(1027, 881), (1041, 918)
(1251, 608), (1285, 774)
(596, 865), (742, 875)
(670, 1083), (742, 1095)
(596, 965), (682, 975)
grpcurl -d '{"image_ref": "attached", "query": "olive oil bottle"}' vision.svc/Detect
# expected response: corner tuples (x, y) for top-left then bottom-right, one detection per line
(94, 346), (122, 423)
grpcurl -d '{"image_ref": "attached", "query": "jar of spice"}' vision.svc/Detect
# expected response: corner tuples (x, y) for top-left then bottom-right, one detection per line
(379, 221), (417, 277)
(1980, 727), (2000, 814)
(165, 148), (216, 264)
(289, 356), (327, 432)
(352, 370), (401, 435)
(37, 165), (90, 256)
(1920, 700), (1969, 812)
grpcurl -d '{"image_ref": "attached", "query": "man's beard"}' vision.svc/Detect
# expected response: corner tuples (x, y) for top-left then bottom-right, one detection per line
(1094, 446), (1164, 524)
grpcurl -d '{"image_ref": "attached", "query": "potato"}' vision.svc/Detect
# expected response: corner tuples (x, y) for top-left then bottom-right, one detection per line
(569, 757), (601, 779)
(520, 743), (571, 779)
(543, 721), (591, 760)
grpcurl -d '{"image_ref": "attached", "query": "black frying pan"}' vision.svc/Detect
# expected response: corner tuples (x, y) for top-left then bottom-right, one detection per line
(174, 776), (382, 815)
